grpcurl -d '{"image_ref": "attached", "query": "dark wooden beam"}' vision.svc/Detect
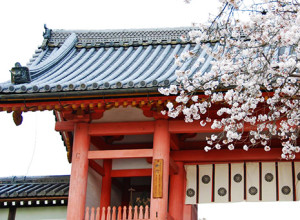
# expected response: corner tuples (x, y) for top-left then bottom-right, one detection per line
(90, 136), (110, 149)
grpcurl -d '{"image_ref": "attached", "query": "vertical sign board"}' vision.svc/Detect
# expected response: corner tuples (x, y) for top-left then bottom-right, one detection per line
(261, 162), (277, 201)
(198, 164), (213, 203)
(231, 163), (244, 202)
(278, 162), (293, 201)
(214, 164), (229, 203)
(185, 165), (197, 204)
(294, 162), (300, 201)
(246, 162), (260, 202)
(153, 159), (163, 198)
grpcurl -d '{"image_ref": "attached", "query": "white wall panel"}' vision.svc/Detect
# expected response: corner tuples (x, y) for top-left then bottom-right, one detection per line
(246, 162), (260, 202)
(185, 165), (197, 204)
(198, 164), (213, 203)
(278, 162), (293, 201)
(261, 162), (276, 201)
(231, 163), (244, 202)
(214, 164), (229, 203)
(15, 206), (67, 220)
(294, 162), (300, 201)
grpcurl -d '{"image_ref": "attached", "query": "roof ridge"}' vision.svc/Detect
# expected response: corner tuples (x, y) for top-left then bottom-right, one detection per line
(48, 26), (197, 48)
(51, 26), (195, 33)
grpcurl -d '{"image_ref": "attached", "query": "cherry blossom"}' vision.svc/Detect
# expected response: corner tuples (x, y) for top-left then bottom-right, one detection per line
(160, 0), (300, 159)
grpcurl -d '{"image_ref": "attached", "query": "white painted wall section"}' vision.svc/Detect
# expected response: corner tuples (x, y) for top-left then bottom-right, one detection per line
(185, 165), (197, 204)
(0, 208), (8, 220)
(198, 164), (213, 203)
(214, 164), (229, 203)
(93, 106), (154, 123)
(261, 162), (276, 201)
(86, 166), (102, 208)
(278, 162), (293, 201)
(246, 162), (260, 202)
(112, 158), (152, 170)
(294, 162), (300, 201)
(15, 206), (67, 220)
(230, 163), (244, 202)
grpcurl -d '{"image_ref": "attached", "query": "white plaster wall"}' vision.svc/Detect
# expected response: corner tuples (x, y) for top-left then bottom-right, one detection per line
(86, 166), (102, 208)
(93, 106), (154, 123)
(112, 158), (152, 170)
(15, 206), (67, 220)
(0, 208), (9, 219)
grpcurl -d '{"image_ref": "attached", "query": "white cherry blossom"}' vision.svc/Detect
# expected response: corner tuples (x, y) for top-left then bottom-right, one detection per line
(160, 0), (300, 159)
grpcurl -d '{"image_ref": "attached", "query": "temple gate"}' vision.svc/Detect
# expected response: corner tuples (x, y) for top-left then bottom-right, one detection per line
(0, 26), (299, 220)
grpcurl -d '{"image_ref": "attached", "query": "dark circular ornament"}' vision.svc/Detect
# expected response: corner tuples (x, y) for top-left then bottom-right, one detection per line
(202, 175), (211, 184)
(186, 188), (195, 197)
(233, 174), (243, 183)
(281, 186), (291, 195)
(218, 187), (227, 196)
(297, 172), (300, 181)
(13, 111), (23, 126)
(249, 186), (258, 195)
(264, 173), (274, 182)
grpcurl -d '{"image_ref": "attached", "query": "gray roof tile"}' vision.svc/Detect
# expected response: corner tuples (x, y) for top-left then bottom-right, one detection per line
(0, 27), (213, 94)
(0, 176), (69, 199)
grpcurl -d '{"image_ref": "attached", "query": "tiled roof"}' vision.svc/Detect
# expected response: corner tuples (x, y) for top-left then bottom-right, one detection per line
(0, 27), (213, 95)
(0, 175), (69, 199)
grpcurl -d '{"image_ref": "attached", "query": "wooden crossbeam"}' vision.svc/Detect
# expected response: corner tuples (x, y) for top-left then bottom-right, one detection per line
(56, 120), (284, 135)
(88, 149), (153, 160)
(55, 121), (75, 132)
(89, 121), (155, 136)
(171, 148), (293, 162)
(111, 169), (152, 177)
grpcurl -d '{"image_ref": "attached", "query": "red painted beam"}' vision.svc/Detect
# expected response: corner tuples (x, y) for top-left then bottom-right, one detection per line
(55, 121), (75, 132)
(171, 148), (290, 162)
(88, 149), (153, 160)
(169, 121), (218, 133)
(169, 120), (283, 134)
(111, 169), (152, 177)
(89, 121), (155, 136)
(89, 160), (105, 176)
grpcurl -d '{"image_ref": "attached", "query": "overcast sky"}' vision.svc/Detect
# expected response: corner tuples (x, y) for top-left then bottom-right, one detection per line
(0, 0), (299, 219)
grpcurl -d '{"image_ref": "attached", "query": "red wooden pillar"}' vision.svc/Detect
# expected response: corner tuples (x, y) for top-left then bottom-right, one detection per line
(183, 205), (198, 220)
(67, 123), (90, 220)
(169, 162), (184, 220)
(150, 120), (170, 220)
(100, 159), (112, 208)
